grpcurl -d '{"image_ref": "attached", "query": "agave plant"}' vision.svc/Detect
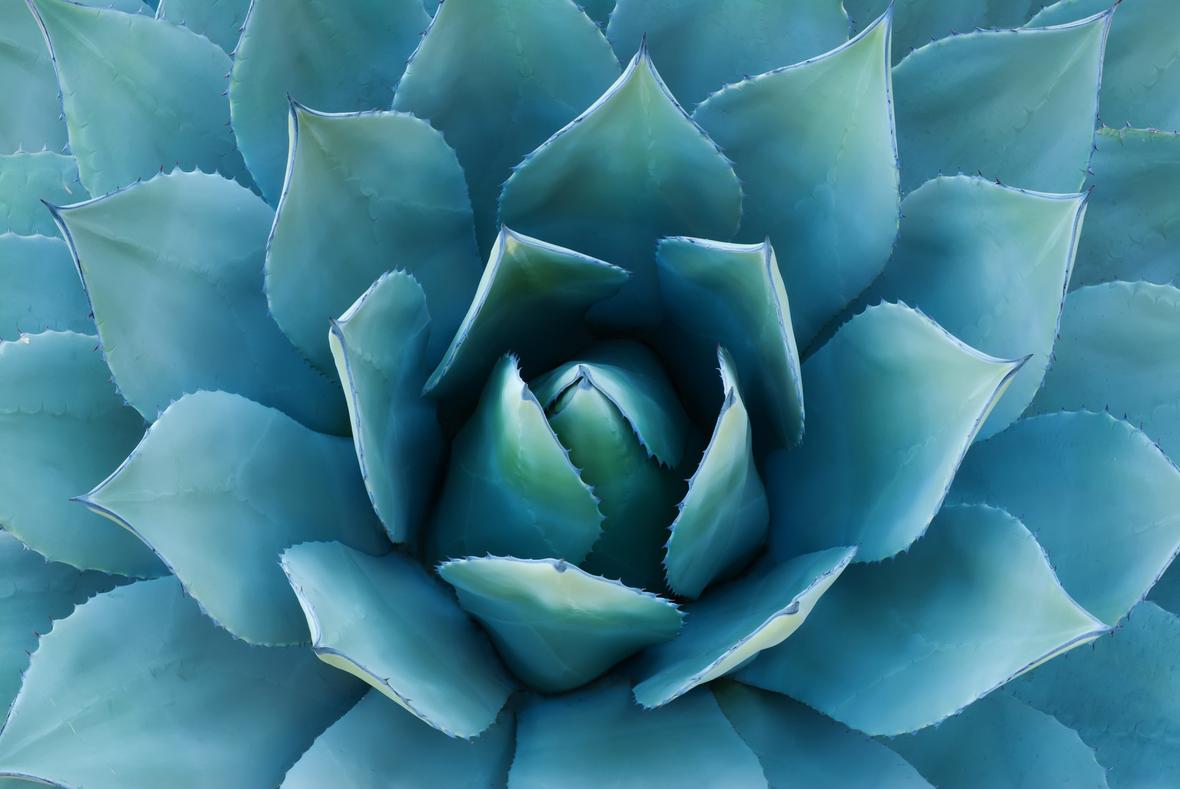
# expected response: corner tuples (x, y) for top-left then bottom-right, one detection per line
(0, 0), (1178, 785)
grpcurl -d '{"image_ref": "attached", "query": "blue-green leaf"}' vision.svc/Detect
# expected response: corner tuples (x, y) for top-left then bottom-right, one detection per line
(27, 0), (250, 196)
(1071, 128), (1180, 288)
(499, 47), (742, 330)
(664, 349), (770, 599)
(0, 331), (161, 577)
(508, 683), (767, 788)
(860, 176), (1085, 438)
(155, 0), (249, 53)
(767, 303), (1021, 563)
(281, 541), (515, 738)
(283, 691), (515, 789)
(634, 546), (854, 708)
(425, 228), (628, 401)
(392, 0), (620, 252)
(51, 170), (346, 434)
(742, 504), (1108, 736)
(329, 272), (442, 545)
(0, 577), (363, 789)
(79, 391), (387, 645)
(846, 0), (1052, 61)
(1010, 602), (1180, 788)
(580, 0), (613, 25)
(949, 411), (1180, 626)
(693, 13), (899, 347)
(656, 238), (803, 448)
(0, 234), (90, 341)
(888, 692), (1108, 789)
(268, 106), (481, 374)
(229, 0), (428, 202)
(607, 0), (849, 108)
(714, 682), (932, 789)
(427, 355), (603, 565)
(893, 10), (1110, 194)
(439, 556), (683, 693)
(0, 152), (84, 235)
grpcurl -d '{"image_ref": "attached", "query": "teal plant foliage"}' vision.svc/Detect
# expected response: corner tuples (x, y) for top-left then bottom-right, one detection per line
(1, 0), (1180, 785)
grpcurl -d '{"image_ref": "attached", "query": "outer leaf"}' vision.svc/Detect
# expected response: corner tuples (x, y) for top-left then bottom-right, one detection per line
(1010, 602), (1180, 788)
(0, 234), (90, 341)
(1071, 128), (1180, 288)
(499, 47), (742, 329)
(425, 228), (628, 401)
(607, 0), (849, 108)
(742, 504), (1108, 736)
(580, 0), (613, 25)
(714, 683), (932, 789)
(329, 272), (442, 545)
(392, 0), (621, 252)
(0, 152), (83, 235)
(228, 0), (429, 202)
(0, 577), (363, 789)
(949, 411), (1180, 626)
(508, 683), (767, 789)
(888, 692), (1108, 789)
(155, 0), (250, 53)
(846, 0), (1051, 61)
(892, 10), (1110, 194)
(656, 238), (803, 448)
(282, 542), (515, 739)
(426, 355), (603, 565)
(633, 546), (854, 708)
(51, 170), (346, 434)
(268, 106), (482, 373)
(283, 691), (515, 789)
(438, 556), (683, 693)
(0, 332), (161, 577)
(664, 348), (770, 599)
(27, 0), (250, 196)
(860, 176), (1085, 438)
(767, 303), (1021, 563)
(693, 13), (899, 347)
(79, 391), (387, 645)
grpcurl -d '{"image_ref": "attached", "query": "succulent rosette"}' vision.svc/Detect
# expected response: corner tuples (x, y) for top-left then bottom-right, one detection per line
(0, 0), (1178, 785)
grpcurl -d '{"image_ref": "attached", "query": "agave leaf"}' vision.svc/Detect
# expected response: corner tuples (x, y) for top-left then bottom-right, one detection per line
(155, 0), (249, 53)
(656, 238), (803, 448)
(1009, 602), (1180, 788)
(713, 683), (933, 789)
(425, 228), (628, 402)
(0, 332), (162, 577)
(634, 546), (854, 708)
(0, 235), (90, 341)
(0, 152), (84, 235)
(508, 683), (767, 788)
(427, 355), (603, 565)
(267, 106), (481, 374)
(860, 176), (1085, 439)
(766, 303), (1021, 563)
(26, 0), (251, 196)
(887, 692), (1109, 789)
(1032, 0), (1180, 131)
(741, 504), (1109, 736)
(229, 0), (428, 202)
(693, 14), (899, 348)
(892, 10), (1110, 194)
(846, 0), (1051, 61)
(581, 0), (613, 25)
(51, 170), (347, 434)
(283, 691), (515, 789)
(78, 391), (387, 645)
(329, 273), (442, 545)
(281, 542), (515, 739)
(607, 0), (849, 108)
(1071, 128), (1180, 288)
(663, 349), (770, 599)
(0, 577), (363, 789)
(439, 556), (683, 693)
(392, 0), (620, 252)
(499, 47), (742, 330)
